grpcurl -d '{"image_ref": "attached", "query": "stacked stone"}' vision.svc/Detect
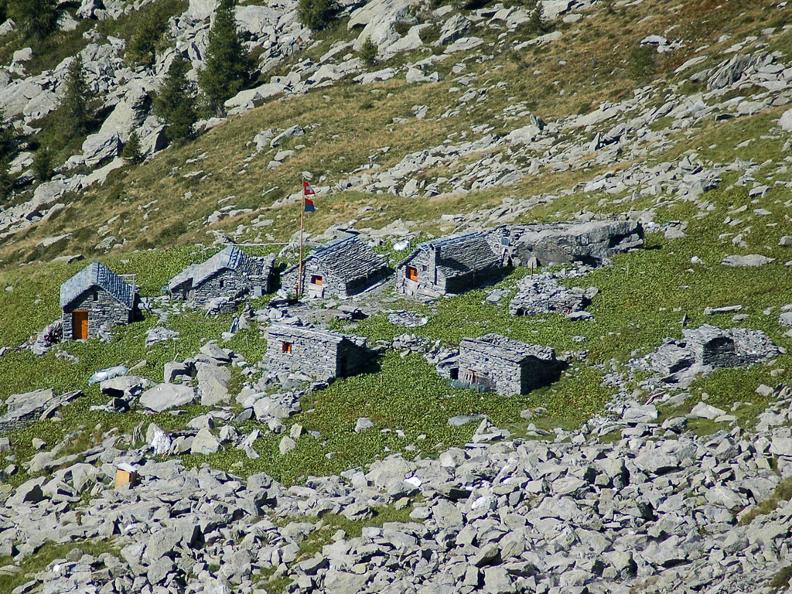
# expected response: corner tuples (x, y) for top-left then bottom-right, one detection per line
(457, 334), (565, 395)
(281, 235), (389, 298)
(397, 232), (504, 297)
(265, 323), (371, 382)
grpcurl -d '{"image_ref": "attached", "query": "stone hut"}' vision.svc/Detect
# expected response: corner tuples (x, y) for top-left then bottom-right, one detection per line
(488, 220), (644, 268)
(396, 232), (505, 298)
(167, 246), (275, 307)
(60, 262), (138, 340)
(281, 235), (390, 299)
(266, 324), (373, 382)
(454, 334), (566, 395)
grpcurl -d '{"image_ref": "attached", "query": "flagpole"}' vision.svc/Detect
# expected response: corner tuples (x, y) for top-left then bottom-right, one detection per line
(297, 188), (304, 299)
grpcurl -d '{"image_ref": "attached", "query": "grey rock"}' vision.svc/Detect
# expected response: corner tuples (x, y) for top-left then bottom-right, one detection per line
(689, 402), (727, 420)
(354, 417), (374, 433)
(190, 428), (220, 455)
(722, 254), (774, 267)
(139, 383), (196, 412)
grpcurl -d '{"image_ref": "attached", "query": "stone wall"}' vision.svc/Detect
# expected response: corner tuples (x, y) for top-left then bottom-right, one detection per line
(488, 220), (644, 267)
(189, 258), (272, 306)
(265, 326), (373, 382)
(62, 288), (132, 339)
(397, 237), (504, 298)
(457, 345), (523, 395)
(281, 239), (390, 299)
(457, 336), (565, 395)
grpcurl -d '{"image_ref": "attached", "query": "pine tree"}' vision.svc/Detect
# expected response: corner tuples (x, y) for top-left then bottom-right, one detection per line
(126, 3), (170, 66)
(154, 55), (197, 144)
(359, 37), (378, 67)
(198, 0), (253, 116)
(122, 131), (144, 163)
(8, 0), (58, 40)
(526, 2), (546, 35)
(0, 159), (12, 202)
(61, 55), (90, 139)
(0, 111), (15, 162)
(298, 0), (335, 31)
(33, 147), (53, 181)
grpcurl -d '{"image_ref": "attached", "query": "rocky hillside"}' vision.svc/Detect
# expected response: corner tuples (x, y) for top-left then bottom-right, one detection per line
(0, 0), (791, 592)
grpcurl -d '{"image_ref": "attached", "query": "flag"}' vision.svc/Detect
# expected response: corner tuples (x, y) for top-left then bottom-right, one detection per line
(303, 181), (316, 212)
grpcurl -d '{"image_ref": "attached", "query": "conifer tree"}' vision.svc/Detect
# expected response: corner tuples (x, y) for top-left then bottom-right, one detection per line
(0, 159), (12, 201)
(8, 0), (58, 40)
(61, 55), (90, 139)
(122, 131), (144, 163)
(33, 147), (53, 181)
(154, 55), (197, 143)
(198, 0), (253, 116)
(0, 111), (15, 162)
(298, 0), (335, 31)
(126, 4), (169, 66)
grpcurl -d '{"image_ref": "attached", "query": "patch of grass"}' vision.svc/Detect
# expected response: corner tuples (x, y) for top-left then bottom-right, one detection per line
(770, 564), (792, 592)
(184, 352), (612, 485)
(0, 540), (119, 593)
(257, 501), (418, 592)
(739, 477), (792, 526)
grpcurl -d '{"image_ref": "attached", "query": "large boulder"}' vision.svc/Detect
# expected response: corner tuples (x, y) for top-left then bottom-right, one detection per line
(498, 219), (644, 267)
(187, 0), (219, 21)
(0, 78), (44, 118)
(81, 132), (122, 168)
(234, 5), (280, 37)
(196, 363), (231, 407)
(349, 0), (419, 51)
(97, 87), (150, 143)
(2, 389), (56, 423)
(434, 14), (471, 46)
(779, 109), (792, 132)
(191, 427), (220, 455)
(224, 83), (285, 112)
(139, 384), (196, 412)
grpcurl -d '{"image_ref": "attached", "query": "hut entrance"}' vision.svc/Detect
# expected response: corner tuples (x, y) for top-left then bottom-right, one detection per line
(310, 275), (324, 286)
(406, 266), (419, 282)
(72, 311), (89, 340)
(281, 341), (293, 354)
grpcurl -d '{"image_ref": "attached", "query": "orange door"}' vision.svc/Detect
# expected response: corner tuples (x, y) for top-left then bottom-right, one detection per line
(72, 311), (89, 340)
(310, 275), (324, 286)
(406, 266), (419, 281)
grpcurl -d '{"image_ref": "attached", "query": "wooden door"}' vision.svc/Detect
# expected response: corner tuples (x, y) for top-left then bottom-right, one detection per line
(72, 311), (89, 340)
(406, 266), (419, 282)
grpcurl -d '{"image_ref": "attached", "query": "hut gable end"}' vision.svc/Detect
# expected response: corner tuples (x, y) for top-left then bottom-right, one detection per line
(282, 235), (390, 299)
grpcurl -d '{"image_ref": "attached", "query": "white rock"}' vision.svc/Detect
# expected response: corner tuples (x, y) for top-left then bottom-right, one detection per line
(779, 109), (792, 132)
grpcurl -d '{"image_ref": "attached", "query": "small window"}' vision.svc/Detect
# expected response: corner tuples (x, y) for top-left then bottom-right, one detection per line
(92, 290), (98, 301)
(219, 279), (225, 289)
(310, 275), (324, 286)
(406, 266), (419, 282)
(281, 341), (293, 354)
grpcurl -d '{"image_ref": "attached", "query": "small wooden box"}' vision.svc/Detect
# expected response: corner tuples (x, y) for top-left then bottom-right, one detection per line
(115, 464), (139, 489)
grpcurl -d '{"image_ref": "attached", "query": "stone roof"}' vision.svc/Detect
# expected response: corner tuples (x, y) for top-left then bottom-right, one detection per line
(267, 323), (347, 345)
(285, 236), (388, 281)
(460, 334), (556, 364)
(168, 246), (260, 291)
(401, 232), (500, 277)
(60, 261), (135, 310)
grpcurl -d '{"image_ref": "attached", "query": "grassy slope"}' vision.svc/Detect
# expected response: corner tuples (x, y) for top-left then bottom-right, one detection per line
(0, 1), (789, 589)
